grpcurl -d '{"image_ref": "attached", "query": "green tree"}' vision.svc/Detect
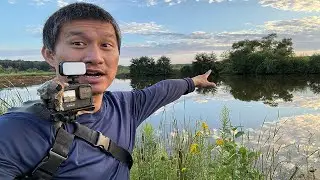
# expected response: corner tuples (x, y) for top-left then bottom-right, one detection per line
(129, 56), (156, 76)
(180, 65), (192, 76)
(192, 52), (217, 75)
(309, 54), (320, 74)
(155, 56), (173, 76)
(228, 33), (294, 74)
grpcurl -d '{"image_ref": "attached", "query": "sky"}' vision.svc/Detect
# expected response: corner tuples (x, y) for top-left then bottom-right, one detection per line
(0, 0), (319, 65)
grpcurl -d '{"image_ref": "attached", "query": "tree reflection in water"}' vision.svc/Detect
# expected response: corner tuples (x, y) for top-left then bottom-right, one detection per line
(128, 74), (320, 107)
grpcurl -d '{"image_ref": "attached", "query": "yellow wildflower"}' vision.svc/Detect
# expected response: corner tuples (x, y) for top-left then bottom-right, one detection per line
(216, 138), (224, 146)
(195, 131), (202, 137)
(190, 143), (200, 154)
(181, 168), (187, 172)
(201, 122), (209, 131)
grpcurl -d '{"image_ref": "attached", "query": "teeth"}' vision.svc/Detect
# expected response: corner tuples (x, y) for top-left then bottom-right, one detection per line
(85, 74), (101, 77)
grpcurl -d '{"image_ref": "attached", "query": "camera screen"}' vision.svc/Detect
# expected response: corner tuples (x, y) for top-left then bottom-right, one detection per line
(63, 90), (76, 102)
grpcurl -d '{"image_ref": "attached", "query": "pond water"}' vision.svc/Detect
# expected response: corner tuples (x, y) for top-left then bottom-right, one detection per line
(1, 75), (319, 131)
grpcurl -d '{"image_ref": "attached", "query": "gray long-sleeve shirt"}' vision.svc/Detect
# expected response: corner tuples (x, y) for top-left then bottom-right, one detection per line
(0, 78), (195, 180)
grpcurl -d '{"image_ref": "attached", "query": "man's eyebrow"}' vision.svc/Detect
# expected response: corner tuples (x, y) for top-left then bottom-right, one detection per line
(64, 31), (86, 38)
(64, 31), (116, 39)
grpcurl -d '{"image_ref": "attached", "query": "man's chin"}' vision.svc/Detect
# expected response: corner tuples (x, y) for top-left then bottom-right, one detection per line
(92, 91), (104, 96)
(90, 86), (106, 96)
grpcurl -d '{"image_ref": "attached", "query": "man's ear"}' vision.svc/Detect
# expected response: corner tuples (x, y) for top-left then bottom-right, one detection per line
(41, 46), (56, 67)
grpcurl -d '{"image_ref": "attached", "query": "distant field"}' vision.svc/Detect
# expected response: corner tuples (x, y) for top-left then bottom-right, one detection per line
(0, 72), (55, 77)
(0, 64), (187, 79)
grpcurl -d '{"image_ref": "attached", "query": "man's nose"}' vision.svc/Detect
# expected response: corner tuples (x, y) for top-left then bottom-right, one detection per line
(83, 45), (104, 65)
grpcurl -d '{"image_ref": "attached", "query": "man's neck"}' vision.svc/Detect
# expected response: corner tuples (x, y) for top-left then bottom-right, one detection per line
(92, 94), (103, 113)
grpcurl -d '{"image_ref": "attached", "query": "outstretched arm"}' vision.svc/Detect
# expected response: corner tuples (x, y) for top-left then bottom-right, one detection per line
(132, 70), (216, 126)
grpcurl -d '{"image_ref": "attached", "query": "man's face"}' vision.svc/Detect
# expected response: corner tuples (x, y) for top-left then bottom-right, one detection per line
(44, 20), (119, 95)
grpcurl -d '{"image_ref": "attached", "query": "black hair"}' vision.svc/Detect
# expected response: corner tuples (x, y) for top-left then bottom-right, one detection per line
(42, 2), (121, 52)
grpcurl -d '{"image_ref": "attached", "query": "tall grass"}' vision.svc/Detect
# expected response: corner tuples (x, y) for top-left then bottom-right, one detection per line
(0, 86), (28, 115)
(131, 107), (319, 180)
(131, 107), (263, 180)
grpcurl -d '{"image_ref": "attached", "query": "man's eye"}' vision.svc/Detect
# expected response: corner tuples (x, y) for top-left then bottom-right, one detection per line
(102, 43), (112, 48)
(72, 42), (85, 46)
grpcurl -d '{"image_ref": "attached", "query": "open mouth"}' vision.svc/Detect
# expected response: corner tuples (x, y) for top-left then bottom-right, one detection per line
(84, 71), (103, 77)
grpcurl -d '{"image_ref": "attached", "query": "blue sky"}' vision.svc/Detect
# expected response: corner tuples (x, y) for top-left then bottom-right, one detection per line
(0, 0), (319, 65)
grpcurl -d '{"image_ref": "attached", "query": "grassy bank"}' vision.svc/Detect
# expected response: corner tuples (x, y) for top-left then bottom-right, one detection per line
(130, 108), (320, 180)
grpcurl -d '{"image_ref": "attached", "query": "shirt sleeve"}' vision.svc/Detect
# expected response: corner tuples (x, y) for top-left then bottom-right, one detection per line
(132, 78), (195, 126)
(0, 113), (54, 179)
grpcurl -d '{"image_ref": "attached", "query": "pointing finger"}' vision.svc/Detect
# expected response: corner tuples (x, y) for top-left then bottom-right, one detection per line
(205, 69), (212, 77)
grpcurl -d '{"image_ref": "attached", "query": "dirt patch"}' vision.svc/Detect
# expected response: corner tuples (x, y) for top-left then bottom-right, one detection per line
(0, 75), (55, 89)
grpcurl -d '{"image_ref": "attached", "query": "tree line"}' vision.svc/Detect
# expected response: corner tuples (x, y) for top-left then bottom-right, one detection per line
(129, 56), (173, 77)
(0, 60), (52, 73)
(1, 33), (320, 76)
(129, 33), (320, 76)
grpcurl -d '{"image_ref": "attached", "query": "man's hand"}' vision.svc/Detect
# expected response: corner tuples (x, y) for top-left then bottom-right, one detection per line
(191, 70), (216, 88)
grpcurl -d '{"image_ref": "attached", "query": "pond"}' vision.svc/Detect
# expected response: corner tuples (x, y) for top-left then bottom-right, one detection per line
(1, 75), (319, 130)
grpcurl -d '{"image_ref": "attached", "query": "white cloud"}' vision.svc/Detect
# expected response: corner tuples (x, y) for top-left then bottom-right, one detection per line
(120, 22), (169, 34)
(4, 15), (320, 65)
(146, 0), (157, 6)
(262, 16), (320, 34)
(120, 16), (320, 64)
(8, 0), (16, 4)
(131, 0), (319, 12)
(259, 0), (320, 12)
(209, 0), (225, 3)
(32, 0), (51, 6)
(57, 0), (69, 7)
(31, 0), (103, 7)
(190, 31), (213, 39)
(20, 0), (320, 12)
(132, 0), (235, 6)
(0, 49), (43, 61)
(26, 25), (43, 36)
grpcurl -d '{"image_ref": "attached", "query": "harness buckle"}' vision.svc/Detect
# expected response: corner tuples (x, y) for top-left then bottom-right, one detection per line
(48, 148), (68, 162)
(95, 131), (111, 151)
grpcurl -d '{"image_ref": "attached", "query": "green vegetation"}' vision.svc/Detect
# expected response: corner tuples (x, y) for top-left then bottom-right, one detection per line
(131, 107), (262, 179)
(0, 61), (127, 77)
(129, 56), (174, 77)
(126, 33), (320, 77)
(130, 107), (319, 179)
(0, 71), (55, 77)
(0, 63), (53, 76)
(225, 33), (320, 75)
(0, 60), (52, 72)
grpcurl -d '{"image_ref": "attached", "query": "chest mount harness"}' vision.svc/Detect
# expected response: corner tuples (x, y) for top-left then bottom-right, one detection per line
(10, 75), (133, 180)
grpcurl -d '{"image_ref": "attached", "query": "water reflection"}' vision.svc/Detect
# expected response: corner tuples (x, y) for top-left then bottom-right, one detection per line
(128, 75), (320, 107)
(1, 75), (319, 129)
(1, 75), (319, 110)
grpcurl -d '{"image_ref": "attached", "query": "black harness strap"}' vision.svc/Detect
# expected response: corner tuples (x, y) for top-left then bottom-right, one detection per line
(11, 100), (133, 180)
(32, 127), (74, 177)
(73, 122), (133, 169)
(15, 123), (74, 180)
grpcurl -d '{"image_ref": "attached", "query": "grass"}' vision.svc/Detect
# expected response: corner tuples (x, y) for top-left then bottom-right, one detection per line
(130, 107), (319, 180)
(0, 71), (55, 77)
(131, 107), (263, 180)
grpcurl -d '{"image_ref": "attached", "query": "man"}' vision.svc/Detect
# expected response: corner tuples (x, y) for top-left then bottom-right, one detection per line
(0, 2), (215, 180)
